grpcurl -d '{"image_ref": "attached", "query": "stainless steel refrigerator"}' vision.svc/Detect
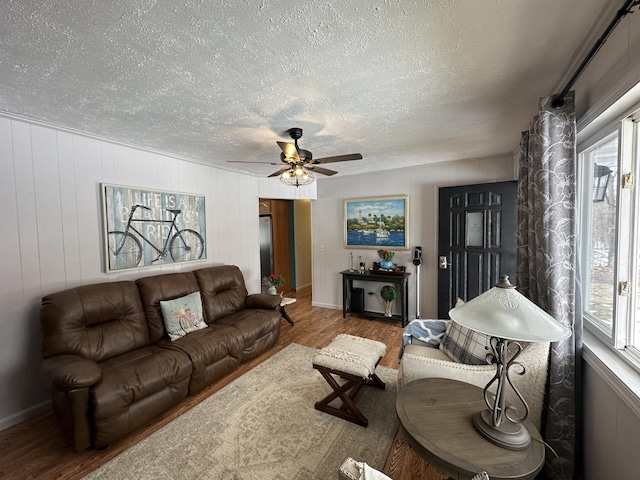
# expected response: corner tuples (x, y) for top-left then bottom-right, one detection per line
(259, 215), (274, 283)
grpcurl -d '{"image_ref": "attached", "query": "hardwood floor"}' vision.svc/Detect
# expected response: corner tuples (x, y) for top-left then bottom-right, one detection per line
(0, 287), (443, 480)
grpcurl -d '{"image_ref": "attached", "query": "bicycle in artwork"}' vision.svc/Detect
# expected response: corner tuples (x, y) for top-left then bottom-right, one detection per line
(107, 204), (205, 270)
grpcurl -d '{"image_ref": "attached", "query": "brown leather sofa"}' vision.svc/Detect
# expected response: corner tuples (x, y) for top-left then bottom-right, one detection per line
(40, 265), (282, 452)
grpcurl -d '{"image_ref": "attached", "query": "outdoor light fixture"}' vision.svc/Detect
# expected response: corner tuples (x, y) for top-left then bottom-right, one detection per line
(592, 164), (613, 203)
(448, 275), (571, 450)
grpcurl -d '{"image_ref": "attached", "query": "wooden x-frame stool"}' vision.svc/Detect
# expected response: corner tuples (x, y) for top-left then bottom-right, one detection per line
(312, 334), (387, 427)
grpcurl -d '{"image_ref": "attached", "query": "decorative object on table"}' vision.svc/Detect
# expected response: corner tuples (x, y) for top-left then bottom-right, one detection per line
(101, 183), (206, 272)
(380, 285), (397, 317)
(370, 264), (406, 275)
(343, 195), (409, 249)
(262, 274), (284, 295)
(377, 249), (395, 269)
(448, 274), (571, 450)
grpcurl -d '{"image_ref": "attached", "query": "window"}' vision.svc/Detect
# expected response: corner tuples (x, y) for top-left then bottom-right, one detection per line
(579, 109), (639, 357)
(581, 132), (619, 336)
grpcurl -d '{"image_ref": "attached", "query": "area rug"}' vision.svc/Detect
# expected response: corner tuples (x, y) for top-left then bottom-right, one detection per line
(84, 343), (399, 480)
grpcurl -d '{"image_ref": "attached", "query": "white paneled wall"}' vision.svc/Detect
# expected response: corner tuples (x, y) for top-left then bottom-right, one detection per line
(311, 156), (517, 319)
(582, 342), (640, 479)
(0, 116), (311, 430)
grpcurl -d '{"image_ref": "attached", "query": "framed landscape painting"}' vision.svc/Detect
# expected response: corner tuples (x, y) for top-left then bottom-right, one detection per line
(344, 195), (409, 249)
(101, 183), (207, 272)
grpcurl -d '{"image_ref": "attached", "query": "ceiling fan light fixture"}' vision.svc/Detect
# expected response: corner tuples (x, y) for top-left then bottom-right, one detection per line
(280, 168), (314, 187)
(270, 127), (362, 183)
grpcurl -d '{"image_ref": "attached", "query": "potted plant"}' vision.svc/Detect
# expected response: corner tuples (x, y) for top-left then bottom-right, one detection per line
(380, 285), (397, 317)
(262, 274), (284, 295)
(377, 249), (395, 270)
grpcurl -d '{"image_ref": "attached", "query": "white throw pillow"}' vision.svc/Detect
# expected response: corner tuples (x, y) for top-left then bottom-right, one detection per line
(159, 291), (208, 341)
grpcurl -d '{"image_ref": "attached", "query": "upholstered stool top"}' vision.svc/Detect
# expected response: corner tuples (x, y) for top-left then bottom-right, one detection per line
(313, 334), (386, 379)
(338, 456), (392, 480)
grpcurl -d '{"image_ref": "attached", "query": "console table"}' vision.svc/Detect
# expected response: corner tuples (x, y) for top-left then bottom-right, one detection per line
(396, 378), (545, 480)
(340, 270), (411, 326)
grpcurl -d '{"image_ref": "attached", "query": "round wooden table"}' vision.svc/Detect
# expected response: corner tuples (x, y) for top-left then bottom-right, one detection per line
(396, 378), (545, 480)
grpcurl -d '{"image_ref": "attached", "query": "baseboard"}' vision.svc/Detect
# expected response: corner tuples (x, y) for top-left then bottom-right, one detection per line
(310, 301), (394, 318)
(311, 301), (340, 310)
(0, 399), (51, 432)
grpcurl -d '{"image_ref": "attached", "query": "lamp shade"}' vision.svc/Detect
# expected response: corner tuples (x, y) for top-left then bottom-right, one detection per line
(448, 275), (571, 342)
(280, 168), (315, 187)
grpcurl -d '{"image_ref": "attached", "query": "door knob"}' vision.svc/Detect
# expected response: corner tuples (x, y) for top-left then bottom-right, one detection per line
(439, 256), (448, 269)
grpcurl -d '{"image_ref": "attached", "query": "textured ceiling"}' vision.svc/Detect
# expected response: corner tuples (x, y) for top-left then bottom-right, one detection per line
(0, 0), (613, 179)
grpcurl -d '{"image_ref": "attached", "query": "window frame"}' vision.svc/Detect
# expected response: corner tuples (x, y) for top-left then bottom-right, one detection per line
(578, 108), (640, 365)
(578, 127), (622, 344)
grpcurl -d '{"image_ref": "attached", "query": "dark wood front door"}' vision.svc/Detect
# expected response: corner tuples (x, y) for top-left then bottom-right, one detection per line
(437, 181), (517, 318)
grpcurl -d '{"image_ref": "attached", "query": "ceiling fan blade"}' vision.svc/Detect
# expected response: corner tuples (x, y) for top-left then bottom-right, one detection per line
(277, 141), (300, 161)
(308, 166), (338, 176)
(268, 168), (290, 178)
(312, 153), (363, 164)
(227, 161), (281, 165)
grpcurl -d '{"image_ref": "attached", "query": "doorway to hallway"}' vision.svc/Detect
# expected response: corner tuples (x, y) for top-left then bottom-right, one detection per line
(259, 198), (312, 295)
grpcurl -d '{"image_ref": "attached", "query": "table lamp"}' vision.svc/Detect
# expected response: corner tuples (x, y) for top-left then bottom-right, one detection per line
(448, 275), (571, 450)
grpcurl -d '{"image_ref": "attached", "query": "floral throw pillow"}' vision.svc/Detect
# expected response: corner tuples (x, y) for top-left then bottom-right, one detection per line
(159, 291), (208, 341)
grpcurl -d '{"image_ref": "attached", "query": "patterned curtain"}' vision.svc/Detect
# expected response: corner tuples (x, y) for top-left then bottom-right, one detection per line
(516, 91), (582, 480)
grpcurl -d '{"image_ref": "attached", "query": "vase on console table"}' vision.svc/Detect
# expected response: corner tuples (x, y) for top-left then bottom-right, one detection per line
(380, 260), (393, 270)
(267, 286), (277, 295)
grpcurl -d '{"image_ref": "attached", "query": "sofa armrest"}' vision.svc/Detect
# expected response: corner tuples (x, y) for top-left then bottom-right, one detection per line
(42, 354), (102, 390)
(246, 293), (281, 310)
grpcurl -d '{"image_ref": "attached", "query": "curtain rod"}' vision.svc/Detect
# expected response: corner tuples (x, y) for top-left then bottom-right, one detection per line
(552, 0), (640, 108)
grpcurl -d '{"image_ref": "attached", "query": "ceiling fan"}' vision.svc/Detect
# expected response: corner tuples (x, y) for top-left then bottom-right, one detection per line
(228, 127), (363, 180)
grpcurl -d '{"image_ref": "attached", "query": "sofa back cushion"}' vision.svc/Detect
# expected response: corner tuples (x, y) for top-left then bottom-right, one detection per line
(41, 281), (149, 362)
(136, 271), (200, 343)
(194, 265), (248, 322)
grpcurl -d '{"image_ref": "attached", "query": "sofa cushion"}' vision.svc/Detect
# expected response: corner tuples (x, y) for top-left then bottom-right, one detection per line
(136, 271), (200, 343)
(92, 344), (192, 447)
(216, 308), (282, 361)
(160, 292), (208, 341)
(439, 321), (493, 365)
(194, 266), (249, 322)
(41, 281), (149, 363)
(166, 324), (244, 394)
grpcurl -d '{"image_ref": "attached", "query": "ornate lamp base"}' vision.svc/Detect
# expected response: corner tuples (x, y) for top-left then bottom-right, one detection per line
(472, 410), (531, 450)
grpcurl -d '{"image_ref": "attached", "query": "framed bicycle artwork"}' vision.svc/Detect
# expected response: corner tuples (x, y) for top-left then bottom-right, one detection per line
(101, 184), (207, 272)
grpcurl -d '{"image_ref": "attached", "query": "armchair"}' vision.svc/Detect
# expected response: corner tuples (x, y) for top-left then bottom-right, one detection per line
(398, 322), (550, 430)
